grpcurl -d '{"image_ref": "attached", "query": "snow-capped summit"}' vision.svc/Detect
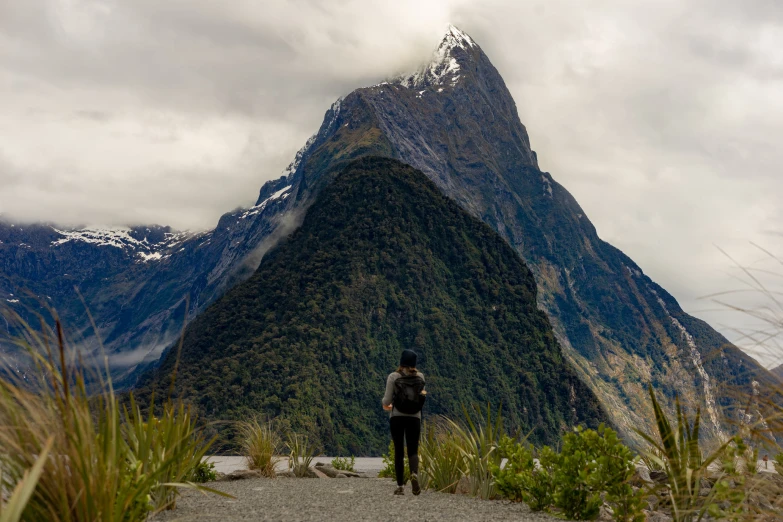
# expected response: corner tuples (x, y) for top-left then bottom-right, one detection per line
(399, 24), (479, 89)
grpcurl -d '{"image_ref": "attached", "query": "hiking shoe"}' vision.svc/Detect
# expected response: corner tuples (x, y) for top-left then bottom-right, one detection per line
(393, 486), (404, 496)
(411, 473), (421, 496)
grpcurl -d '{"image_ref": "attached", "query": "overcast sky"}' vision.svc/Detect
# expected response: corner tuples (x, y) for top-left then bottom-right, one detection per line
(1, 0), (781, 367)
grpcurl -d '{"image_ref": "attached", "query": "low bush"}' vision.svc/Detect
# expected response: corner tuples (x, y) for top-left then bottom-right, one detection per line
(493, 436), (555, 511)
(493, 425), (644, 521)
(555, 425), (645, 521)
(331, 456), (355, 472)
(191, 461), (218, 483)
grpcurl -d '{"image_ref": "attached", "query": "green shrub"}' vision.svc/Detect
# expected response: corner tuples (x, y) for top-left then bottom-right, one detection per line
(331, 456), (355, 472)
(419, 421), (466, 493)
(494, 425), (644, 521)
(191, 461), (218, 483)
(238, 419), (279, 477)
(379, 440), (410, 483)
(558, 425), (645, 522)
(492, 436), (555, 511)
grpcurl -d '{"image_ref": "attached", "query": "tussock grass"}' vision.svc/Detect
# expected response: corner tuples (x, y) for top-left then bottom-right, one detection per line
(419, 421), (465, 493)
(237, 418), (279, 477)
(415, 404), (503, 499)
(286, 432), (317, 477)
(0, 314), (227, 521)
(0, 437), (52, 522)
(446, 403), (504, 499)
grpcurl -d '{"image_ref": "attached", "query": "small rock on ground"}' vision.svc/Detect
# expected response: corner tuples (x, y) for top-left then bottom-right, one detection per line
(152, 478), (558, 522)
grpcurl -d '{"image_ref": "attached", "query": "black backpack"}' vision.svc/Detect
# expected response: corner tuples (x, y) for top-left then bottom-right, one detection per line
(392, 373), (426, 414)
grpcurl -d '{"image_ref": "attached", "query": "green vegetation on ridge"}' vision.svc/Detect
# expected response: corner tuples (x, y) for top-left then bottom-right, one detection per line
(139, 157), (606, 454)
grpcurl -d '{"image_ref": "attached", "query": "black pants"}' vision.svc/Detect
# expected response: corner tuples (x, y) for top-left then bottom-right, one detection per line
(389, 416), (421, 486)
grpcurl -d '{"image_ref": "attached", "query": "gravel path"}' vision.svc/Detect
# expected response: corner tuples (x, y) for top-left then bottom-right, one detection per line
(152, 477), (557, 522)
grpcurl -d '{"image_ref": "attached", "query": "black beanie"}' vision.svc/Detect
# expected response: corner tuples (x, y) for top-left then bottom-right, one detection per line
(400, 349), (417, 368)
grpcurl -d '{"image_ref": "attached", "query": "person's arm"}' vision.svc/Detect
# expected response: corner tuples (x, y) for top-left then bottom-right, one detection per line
(382, 373), (395, 410)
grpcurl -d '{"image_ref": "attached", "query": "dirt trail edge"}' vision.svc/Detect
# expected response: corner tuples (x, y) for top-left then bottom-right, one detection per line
(152, 477), (558, 522)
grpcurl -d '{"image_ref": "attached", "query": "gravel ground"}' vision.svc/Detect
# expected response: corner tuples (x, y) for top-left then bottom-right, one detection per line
(151, 478), (557, 522)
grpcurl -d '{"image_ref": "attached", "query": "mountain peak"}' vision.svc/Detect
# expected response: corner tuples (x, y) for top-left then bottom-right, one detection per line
(441, 24), (477, 51)
(398, 24), (480, 89)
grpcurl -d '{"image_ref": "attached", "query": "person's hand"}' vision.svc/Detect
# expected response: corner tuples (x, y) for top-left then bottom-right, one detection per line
(383, 404), (393, 411)
(421, 390), (427, 395)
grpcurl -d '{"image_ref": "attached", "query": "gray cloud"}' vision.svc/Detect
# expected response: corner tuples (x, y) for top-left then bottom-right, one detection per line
(1, 0), (781, 366)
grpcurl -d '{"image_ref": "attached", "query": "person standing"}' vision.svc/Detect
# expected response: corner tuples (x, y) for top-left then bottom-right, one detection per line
(382, 349), (427, 495)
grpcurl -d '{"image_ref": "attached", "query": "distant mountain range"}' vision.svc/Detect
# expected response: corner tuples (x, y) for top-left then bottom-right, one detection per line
(138, 157), (607, 453)
(0, 176), (298, 387)
(1, 25), (777, 446)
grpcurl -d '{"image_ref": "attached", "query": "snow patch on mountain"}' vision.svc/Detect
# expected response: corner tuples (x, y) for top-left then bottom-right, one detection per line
(49, 226), (193, 265)
(137, 252), (163, 262)
(399, 25), (475, 89)
(282, 135), (317, 179)
(52, 227), (146, 249)
(240, 185), (292, 220)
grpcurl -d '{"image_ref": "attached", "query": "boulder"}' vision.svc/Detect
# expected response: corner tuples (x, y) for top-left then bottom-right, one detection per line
(276, 470), (296, 478)
(456, 476), (472, 495)
(219, 470), (263, 481)
(313, 463), (340, 478)
(644, 510), (673, 522)
(313, 462), (365, 478)
(649, 471), (668, 484)
(630, 467), (653, 487)
(309, 467), (328, 479)
(598, 503), (614, 521)
(335, 473), (348, 478)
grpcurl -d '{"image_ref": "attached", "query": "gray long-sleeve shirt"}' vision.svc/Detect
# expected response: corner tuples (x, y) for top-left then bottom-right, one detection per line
(382, 370), (425, 419)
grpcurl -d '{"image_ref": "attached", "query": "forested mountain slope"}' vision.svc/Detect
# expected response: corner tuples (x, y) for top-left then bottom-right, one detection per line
(138, 158), (607, 454)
